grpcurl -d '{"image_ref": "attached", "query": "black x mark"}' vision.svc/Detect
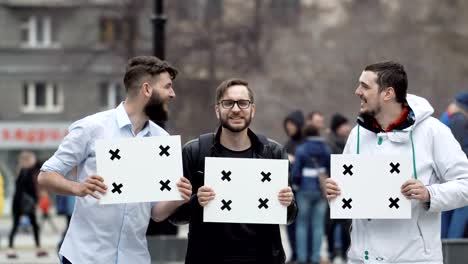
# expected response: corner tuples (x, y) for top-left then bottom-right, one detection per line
(221, 199), (232, 211)
(112, 182), (123, 194)
(221, 170), (232, 182)
(159, 145), (170, 157)
(389, 197), (400, 209)
(258, 198), (269, 209)
(159, 180), (171, 191)
(343, 164), (353, 176)
(109, 149), (121, 161)
(342, 198), (352, 209)
(261, 171), (271, 182)
(390, 162), (400, 174)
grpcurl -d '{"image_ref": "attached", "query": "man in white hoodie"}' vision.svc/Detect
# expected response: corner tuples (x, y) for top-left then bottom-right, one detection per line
(326, 61), (468, 264)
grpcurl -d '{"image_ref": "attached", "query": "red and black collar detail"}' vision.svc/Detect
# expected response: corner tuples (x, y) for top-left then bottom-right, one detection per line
(357, 104), (415, 134)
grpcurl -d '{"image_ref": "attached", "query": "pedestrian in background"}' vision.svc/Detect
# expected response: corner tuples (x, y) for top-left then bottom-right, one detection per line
(7, 151), (47, 259)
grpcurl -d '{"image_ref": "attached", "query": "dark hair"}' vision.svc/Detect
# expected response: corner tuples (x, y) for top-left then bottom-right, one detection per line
(303, 124), (319, 137)
(306, 111), (323, 121)
(215, 78), (253, 104)
(364, 61), (407, 103)
(330, 113), (349, 133)
(123, 56), (178, 97)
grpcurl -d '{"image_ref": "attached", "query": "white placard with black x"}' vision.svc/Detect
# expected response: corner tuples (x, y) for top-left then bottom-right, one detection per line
(330, 154), (412, 219)
(96, 136), (183, 204)
(203, 157), (289, 224)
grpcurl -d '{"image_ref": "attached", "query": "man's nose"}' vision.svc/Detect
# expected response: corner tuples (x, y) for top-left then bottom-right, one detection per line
(169, 88), (176, 99)
(231, 102), (241, 111)
(355, 87), (361, 96)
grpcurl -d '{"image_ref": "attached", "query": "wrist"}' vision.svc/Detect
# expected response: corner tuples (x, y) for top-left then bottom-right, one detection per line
(69, 181), (81, 196)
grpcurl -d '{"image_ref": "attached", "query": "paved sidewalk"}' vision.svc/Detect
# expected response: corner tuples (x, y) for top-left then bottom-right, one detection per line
(0, 214), (66, 264)
(0, 215), (344, 264)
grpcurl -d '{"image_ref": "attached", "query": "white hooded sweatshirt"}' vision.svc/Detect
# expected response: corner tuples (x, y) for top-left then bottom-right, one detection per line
(344, 94), (468, 264)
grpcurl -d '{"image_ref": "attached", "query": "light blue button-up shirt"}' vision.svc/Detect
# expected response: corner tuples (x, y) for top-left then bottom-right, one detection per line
(41, 103), (168, 264)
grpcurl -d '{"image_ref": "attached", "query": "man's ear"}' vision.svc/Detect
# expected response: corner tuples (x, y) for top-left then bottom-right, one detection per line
(251, 103), (256, 119)
(215, 104), (220, 120)
(384, 87), (396, 101)
(141, 82), (152, 97)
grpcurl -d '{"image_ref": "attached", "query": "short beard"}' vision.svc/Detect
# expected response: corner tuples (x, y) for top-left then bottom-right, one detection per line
(220, 113), (252, 132)
(360, 104), (381, 118)
(144, 92), (168, 123)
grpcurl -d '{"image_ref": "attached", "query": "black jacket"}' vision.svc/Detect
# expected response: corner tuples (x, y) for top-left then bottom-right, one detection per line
(169, 127), (298, 264)
(12, 163), (40, 215)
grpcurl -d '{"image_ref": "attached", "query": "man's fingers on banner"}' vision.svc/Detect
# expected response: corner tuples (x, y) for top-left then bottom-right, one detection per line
(180, 177), (191, 184)
(90, 175), (104, 182)
(86, 189), (100, 199)
(88, 179), (107, 190)
(177, 181), (192, 190)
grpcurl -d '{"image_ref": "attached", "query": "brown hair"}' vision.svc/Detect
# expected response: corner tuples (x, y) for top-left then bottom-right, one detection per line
(364, 61), (407, 103)
(123, 56), (178, 97)
(215, 78), (253, 104)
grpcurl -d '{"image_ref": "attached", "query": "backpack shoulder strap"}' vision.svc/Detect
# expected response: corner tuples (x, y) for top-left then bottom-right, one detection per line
(196, 133), (215, 172)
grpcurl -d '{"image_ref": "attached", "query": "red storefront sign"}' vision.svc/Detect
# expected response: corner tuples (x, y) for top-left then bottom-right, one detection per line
(0, 122), (70, 149)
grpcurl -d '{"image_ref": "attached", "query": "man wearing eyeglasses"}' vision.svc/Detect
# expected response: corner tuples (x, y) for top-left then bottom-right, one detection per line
(169, 79), (297, 264)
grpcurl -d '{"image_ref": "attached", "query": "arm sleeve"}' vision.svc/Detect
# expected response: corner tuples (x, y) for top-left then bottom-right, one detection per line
(168, 143), (201, 225)
(282, 146), (298, 225)
(40, 120), (91, 180)
(291, 148), (303, 183)
(427, 124), (468, 212)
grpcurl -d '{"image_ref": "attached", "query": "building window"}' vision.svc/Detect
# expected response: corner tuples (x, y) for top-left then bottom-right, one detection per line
(99, 82), (123, 109)
(22, 82), (63, 113)
(99, 17), (131, 45)
(20, 16), (58, 48)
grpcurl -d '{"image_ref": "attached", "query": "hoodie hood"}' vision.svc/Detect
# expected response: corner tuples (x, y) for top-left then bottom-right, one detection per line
(406, 94), (434, 126)
(284, 110), (305, 139)
(357, 94), (433, 134)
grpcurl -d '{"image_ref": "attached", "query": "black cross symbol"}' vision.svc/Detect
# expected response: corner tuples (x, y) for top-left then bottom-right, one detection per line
(390, 162), (400, 174)
(221, 199), (232, 211)
(389, 197), (400, 209)
(111, 182), (123, 194)
(258, 198), (269, 209)
(342, 198), (352, 209)
(343, 164), (353, 176)
(109, 149), (121, 161)
(159, 180), (171, 191)
(159, 145), (170, 157)
(221, 170), (232, 182)
(261, 171), (271, 182)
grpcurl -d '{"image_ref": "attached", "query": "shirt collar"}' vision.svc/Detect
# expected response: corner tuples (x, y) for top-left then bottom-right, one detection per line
(116, 102), (132, 129)
(115, 102), (151, 136)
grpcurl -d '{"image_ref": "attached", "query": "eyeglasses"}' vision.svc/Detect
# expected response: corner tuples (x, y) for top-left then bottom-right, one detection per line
(218, 100), (252, 109)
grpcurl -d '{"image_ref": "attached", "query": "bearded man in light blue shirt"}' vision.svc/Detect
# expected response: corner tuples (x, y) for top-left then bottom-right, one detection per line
(38, 56), (192, 264)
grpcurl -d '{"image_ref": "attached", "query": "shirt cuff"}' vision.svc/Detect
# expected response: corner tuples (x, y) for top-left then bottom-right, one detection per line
(41, 156), (72, 178)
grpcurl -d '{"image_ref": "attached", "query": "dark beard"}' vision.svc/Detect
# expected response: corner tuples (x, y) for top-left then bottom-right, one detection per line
(361, 105), (381, 118)
(144, 92), (168, 123)
(220, 114), (252, 132)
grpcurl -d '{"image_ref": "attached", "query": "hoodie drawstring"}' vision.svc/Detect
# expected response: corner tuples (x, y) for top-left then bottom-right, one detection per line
(356, 125), (418, 179)
(410, 130), (418, 179)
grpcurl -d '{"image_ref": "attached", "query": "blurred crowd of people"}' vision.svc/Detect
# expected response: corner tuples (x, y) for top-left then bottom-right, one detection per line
(283, 91), (467, 264)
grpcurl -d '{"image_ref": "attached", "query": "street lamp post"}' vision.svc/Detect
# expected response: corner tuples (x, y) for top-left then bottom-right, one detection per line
(152, 0), (166, 59)
(147, 0), (177, 236)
